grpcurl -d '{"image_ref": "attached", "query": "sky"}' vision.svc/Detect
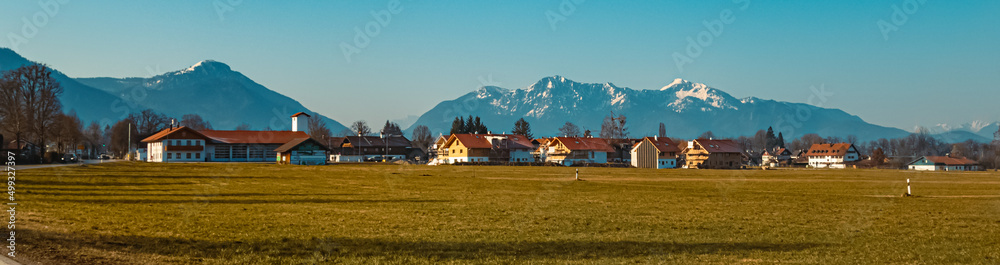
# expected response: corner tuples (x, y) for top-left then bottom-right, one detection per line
(1, 0), (998, 131)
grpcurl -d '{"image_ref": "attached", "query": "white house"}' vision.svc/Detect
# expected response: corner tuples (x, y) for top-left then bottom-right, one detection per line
(805, 143), (860, 169)
(907, 156), (980, 171)
(142, 113), (313, 163)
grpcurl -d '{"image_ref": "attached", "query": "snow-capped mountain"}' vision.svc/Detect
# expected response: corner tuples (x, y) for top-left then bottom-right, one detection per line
(76, 60), (348, 131)
(406, 76), (912, 141)
(933, 121), (999, 140)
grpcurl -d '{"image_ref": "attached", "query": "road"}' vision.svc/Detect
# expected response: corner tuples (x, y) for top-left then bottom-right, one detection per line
(17, 159), (122, 170)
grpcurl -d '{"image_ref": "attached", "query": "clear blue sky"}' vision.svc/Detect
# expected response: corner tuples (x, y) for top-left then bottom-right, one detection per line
(2, 0), (998, 131)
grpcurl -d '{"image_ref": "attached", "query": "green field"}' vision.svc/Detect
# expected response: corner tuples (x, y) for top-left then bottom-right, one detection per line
(15, 162), (1000, 264)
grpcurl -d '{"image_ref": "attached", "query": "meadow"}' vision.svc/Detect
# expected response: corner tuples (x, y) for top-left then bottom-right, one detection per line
(15, 162), (1000, 264)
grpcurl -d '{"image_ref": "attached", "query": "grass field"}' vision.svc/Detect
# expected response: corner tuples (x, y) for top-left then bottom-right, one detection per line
(15, 162), (1000, 264)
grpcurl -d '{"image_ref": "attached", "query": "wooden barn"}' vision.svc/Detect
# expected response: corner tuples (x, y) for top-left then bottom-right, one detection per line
(630, 136), (681, 169)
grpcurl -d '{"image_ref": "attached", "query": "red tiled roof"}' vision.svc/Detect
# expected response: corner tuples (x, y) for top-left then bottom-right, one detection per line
(141, 127), (210, 143)
(290, 112), (310, 117)
(553, 137), (615, 153)
(694, 139), (742, 153)
(806, 143), (856, 157)
(450, 134), (533, 149)
(199, 130), (310, 144)
(274, 137), (330, 153)
(919, 156), (978, 165)
(636, 137), (680, 153)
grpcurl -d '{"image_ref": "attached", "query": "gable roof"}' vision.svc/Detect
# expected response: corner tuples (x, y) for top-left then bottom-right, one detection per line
(633, 137), (681, 153)
(199, 130), (310, 144)
(764, 148), (791, 156)
(274, 137), (330, 153)
(806, 143), (856, 157)
(911, 156), (978, 166)
(141, 126), (210, 143)
(552, 137), (616, 153)
(291, 112), (310, 117)
(344, 135), (411, 148)
(448, 134), (533, 150)
(694, 139), (742, 153)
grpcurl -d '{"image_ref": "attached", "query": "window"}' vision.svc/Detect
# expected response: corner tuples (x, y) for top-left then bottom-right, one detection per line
(167, 153), (173, 159)
(186, 153), (192, 159)
(196, 153), (201, 159)
(186, 140), (191, 146)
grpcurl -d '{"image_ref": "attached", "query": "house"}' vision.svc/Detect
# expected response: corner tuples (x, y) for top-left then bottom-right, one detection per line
(275, 137), (329, 165)
(907, 156), (980, 171)
(142, 114), (313, 162)
(805, 143), (860, 168)
(540, 137), (615, 166)
(761, 148), (792, 167)
(428, 135), (450, 165)
(330, 135), (412, 162)
(630, 136), (681, 169)
(683, 139), (743, 169)
(436, 134), (534, 164)
(607, 138), (642, 163)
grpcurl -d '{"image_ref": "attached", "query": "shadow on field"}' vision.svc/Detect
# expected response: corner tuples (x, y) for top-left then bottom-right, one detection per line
(22, 228), (827, 263)
(27, 192), (357, 197)
(20, 179), (191, 186)
(40, 198), (451, 204)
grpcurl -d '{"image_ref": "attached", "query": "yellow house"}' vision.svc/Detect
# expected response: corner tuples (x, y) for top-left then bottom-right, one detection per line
(683, 139), (743, 169)
(438, 134), (533, 164)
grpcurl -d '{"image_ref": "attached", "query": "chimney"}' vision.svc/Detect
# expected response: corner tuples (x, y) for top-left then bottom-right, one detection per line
(688, 141), (694, 149)
(291, 112), (310, 132)
(654, 135), (658, 141)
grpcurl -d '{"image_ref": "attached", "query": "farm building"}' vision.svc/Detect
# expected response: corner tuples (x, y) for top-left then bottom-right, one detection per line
(630, 136), (681, 169)
(805, 143), (860, 168)
(329, 135), (412, 162)
(427, 135), (450, 165)
(907, 156), (980, 171)
(683, 139), (743, 169)
(539, 137), (616, 166)
(762, 148), (792, 167)
(436, 134), (533, 164)
(142, 113), (313, 163)
(275, 137), (329, 165)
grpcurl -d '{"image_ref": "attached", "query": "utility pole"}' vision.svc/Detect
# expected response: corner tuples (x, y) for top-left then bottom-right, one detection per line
(127, 123), (132, 161)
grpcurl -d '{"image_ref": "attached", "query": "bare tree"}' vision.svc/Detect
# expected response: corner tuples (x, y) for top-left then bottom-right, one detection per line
(698, 131), (716, 139)
(0, 73), (26, 146)
(411, 125), (433, 151)
(180, 114), (212, 130)
(350, 120), (371, 136)
(599, 115), (628, 139)
(234, 123), (252, 130)
(52, 112), (83, 153)
(134, 109), (170, 135)
(3, 64), (64, 155)
(307, 115), (332, 145)
(558, 122), (581, 137)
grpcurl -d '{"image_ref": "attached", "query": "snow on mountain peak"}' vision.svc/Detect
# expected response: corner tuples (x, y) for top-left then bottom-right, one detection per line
(174, 60), (231, 75)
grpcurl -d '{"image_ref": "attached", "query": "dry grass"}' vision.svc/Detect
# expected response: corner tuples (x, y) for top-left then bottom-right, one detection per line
(15, 162), (1000, 264)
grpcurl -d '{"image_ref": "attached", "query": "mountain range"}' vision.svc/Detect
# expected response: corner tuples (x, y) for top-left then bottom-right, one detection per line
(406, 76), (915, 142)
(0, 48), (347, 133)
(1, 48), (994, 143)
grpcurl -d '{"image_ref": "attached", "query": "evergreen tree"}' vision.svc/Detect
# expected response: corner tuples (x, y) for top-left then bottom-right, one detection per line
(450, 117), (464, 135)
(776, 132), (786, 148)
(465, 115), (475, 133)
(512, 118), (532, 139)
(765, 126), (777, 148)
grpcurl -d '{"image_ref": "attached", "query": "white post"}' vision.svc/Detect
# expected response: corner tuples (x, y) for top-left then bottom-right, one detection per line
(907, 179), (911, 196)
(575, 169), (579, 181)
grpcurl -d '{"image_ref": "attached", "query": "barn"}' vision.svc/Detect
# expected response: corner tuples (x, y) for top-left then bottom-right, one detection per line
(275, 137), (329, 165)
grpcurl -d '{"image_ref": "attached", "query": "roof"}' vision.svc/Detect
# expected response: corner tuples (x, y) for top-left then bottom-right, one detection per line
(912, 156), (978, 166)
(634, 137), (681, 153)
(764, 148), (790, 156)
(806, 143), (856, 157)
(694, 139), (742, 153)
(199, 130), (310, 144)
(344, 135), (411, 148)
(449, 134), (533, 149)
(552, 137), (616, 153)
(290, 112), (311, 117)
(141, 127), (210, 143)
(274, 137), (330, 153)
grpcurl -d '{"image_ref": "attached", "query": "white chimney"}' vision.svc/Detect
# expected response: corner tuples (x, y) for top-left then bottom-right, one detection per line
(688, 141), (694, 149)
(291, 112), (310, 132)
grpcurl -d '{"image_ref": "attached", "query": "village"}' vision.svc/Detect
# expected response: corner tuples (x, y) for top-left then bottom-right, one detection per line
(62, 112), (981, 172)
